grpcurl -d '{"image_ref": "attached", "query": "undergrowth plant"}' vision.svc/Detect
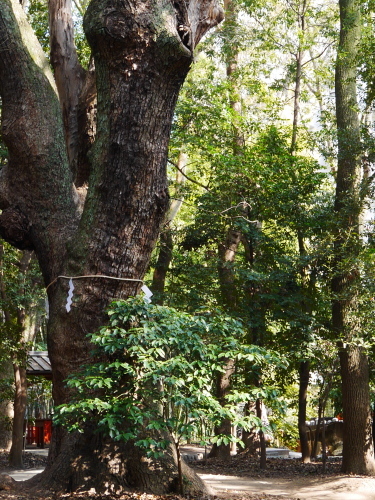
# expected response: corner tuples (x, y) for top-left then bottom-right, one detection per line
(55, 297), (285, 494)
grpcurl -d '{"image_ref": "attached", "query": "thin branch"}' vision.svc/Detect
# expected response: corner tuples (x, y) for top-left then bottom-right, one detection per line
(253, 17), (297, 57)
(72, 0), (85, 16)
(301, 42), (333, 68)
(220, 201), (251, 214)
(170, 197), (259, 224)
(168, 159), (210, 191)
(284, 0), (300, 17)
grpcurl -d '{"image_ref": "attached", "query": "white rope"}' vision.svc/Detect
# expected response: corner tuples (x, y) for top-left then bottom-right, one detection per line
(46, 274), (143, 292)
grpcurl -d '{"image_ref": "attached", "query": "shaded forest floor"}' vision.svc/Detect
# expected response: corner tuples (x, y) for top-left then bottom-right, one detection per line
(1, 450), (375, 500)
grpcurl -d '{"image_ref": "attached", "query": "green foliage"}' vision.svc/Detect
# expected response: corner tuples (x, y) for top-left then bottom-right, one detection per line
(27, 0), (50, 55)
(0, 378), (14, 403)
(55, 297), (286, 457)
(0, 243), (45, 364)
(72, 7), (91, 68)
(26, 0), (91, 67)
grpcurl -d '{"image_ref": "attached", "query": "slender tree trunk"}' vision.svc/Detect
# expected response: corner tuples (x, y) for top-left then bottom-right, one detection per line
(176, 443), (184, 495)
(0, 245), (13, 451)
(217, 228), (241, 310)
(152, 229), (174, 305)
(152, 151), (187, 304)
(322, 412), (327, 472)
(256, 398), (266, 469)
(0, 361), (13, 451)
(312, 400), (322, 459)
(298, 360), (310, 463)
(210, 7), (243, 445)
(208, 229), (241, 460)
(208, 358), (236, 460)
(296, 233), (313, 464)
(289, 2), (318, 465)
(240, 227), (267, 458)
(333, 0), (375, 475)
(0, 244), (35, 466)
(290, 0), (307, 155)
(9, 364), (27, 468)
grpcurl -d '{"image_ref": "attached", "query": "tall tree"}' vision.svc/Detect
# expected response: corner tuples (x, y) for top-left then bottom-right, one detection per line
(333, 0), (375, 475)
(0, 242), (44, 467)
(0, 0), (223, 494)
(152, 150), (187, 305)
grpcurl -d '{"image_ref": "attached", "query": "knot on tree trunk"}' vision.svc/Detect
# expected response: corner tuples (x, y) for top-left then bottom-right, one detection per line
(0, 207), (33, 250)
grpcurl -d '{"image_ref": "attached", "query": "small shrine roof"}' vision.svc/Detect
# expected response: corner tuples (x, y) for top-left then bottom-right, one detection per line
(27, 351), (52, 379)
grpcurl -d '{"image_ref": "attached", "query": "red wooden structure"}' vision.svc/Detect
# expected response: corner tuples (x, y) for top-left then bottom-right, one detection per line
(25, 419), (52, 448)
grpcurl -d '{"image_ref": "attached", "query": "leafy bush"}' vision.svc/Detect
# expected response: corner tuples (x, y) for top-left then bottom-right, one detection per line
(55, 298), (285, 491)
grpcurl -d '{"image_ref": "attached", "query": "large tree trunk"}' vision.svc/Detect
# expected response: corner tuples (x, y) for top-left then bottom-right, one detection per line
(340, 346), (374, 474)
(0, 0), (223, 494)
(333, 0), (375, 475)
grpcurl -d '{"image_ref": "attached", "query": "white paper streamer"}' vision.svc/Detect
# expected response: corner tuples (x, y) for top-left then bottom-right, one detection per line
(45, 297), (49, 319)
(141, 284), (153, 303)
(66, 278), (74, 312)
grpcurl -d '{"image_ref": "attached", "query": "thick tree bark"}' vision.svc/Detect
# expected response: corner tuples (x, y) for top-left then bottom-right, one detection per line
(0, 0), (223, 493)
(340, 347), (375, 474)
(333, 0), (375, 475)
(0, 1), (79, 280)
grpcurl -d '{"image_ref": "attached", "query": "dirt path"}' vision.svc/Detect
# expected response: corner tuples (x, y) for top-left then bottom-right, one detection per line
(199, 472), (375, 499)
(3, 449), (375, 500)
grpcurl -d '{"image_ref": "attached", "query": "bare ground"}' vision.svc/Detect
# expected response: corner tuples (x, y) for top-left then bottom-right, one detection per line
(1, 450), (375, 500)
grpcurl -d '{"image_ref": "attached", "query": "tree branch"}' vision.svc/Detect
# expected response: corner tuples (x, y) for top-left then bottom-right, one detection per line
(168, 158), (210, 191)
(301, 42), (333, 68)
(48, 0), (87, 179)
